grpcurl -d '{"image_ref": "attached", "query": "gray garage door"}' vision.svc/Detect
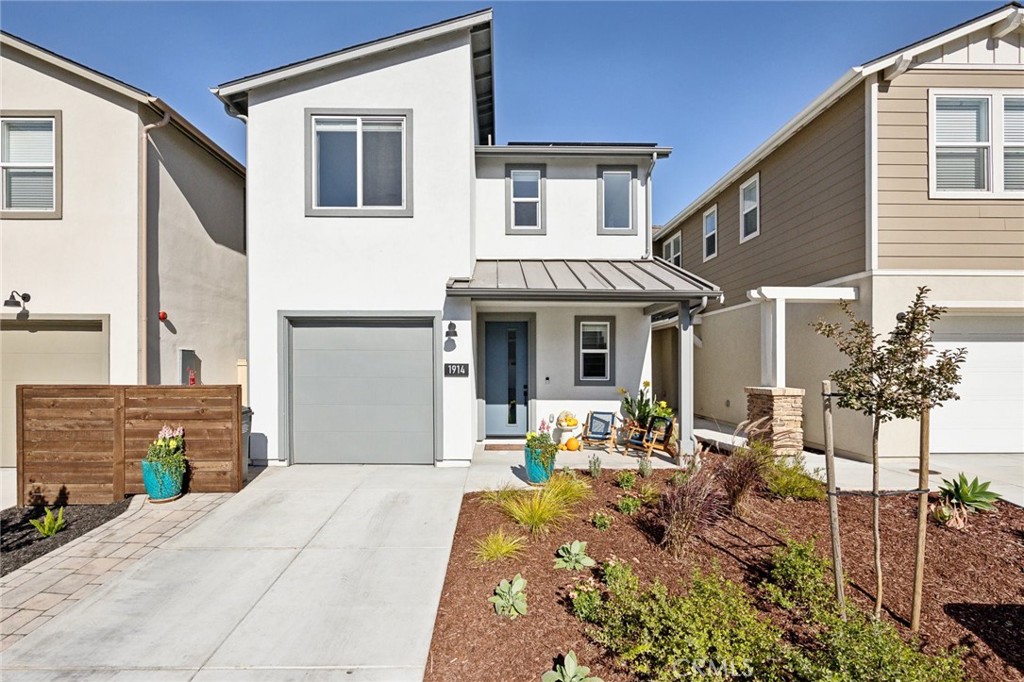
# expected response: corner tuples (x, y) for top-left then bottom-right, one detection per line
(290, 319), (435, 464)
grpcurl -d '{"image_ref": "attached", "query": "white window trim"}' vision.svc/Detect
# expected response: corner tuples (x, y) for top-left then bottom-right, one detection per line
(662, 233), (682, 266)
(739, 174), (760, 243)
(0, 113), (61, 219)
(574, 316), (615, 387)
(928, 89), (1024, 199)
(702, 204), (718, 262)
(304, 108), (413, 218)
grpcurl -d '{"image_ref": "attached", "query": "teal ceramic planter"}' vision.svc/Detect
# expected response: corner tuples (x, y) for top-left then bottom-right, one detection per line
(524, 447), (555, 485)
(141, 459), (183, 502)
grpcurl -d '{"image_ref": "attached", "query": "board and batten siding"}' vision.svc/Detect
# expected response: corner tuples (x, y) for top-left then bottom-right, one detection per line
(665, 88), (866, 308)
(877, 70), (1024, 270)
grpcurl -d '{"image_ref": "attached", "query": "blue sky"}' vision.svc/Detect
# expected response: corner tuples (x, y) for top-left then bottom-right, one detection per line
(0, 1), (1002, 223)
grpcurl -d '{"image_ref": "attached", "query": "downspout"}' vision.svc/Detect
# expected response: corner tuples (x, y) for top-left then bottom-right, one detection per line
(223, 102), (248, 124)
(644, 152), (656, 258)
(138, 107), (171, 383)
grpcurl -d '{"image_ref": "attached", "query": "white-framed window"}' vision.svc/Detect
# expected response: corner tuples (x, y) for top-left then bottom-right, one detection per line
(597, 165), (637, 235)
(739, 174), (760, 242)
(929, 90), (1024, 198)
(1, 114), (60, 218)
(511, 169), (541, 229)
(306, 110), (411, 217)
(575, 316), (615, 386)
(662, 233), (682, 267)
(702, 204), (718, 262)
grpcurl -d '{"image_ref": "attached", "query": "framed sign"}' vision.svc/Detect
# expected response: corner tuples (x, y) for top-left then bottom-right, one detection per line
(444, 363), (469, 377)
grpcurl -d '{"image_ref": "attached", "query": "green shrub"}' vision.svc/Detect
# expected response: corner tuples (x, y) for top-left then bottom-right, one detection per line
(588, 454), (602, 479)
(802, 608), (965, 682)
(638, 483), (660, 506)
(939, 473), (1001, 513)
(569, 577), (602, 623)
(719, 440), (772, 516)
(472, 527), (527, 564)
(616, 495), (642, 516)
(29, 507), (65, 538)
(602, 558), (639, 595)
(554, 540), (597, 571)
(638, 458), (653, 479)
(489, 573), (528, 620)
(500, 489), (570, 536)
(760, 536), (837, 617)
(590, 511), (613, 530)
(765, 455), (826, 501)
(542, 650), (604, 682)
(616, 470), (636, 490)
(585, 562), (791, 681)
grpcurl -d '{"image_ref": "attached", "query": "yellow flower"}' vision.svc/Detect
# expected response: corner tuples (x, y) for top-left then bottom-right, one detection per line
(659, 401), (667, 408)
(642, 380), (651, 389)
(617, 387), (627, 395)
(168, 438), (178, 449)
(527, 431), (537, 439)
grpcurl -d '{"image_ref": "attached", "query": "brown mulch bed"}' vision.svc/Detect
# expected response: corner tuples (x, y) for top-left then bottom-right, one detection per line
(1, 499), (132, 576)
(426, 457), (1024, 682)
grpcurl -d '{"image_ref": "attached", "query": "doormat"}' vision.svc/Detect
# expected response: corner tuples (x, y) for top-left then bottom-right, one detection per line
(484, 444), (524, 451)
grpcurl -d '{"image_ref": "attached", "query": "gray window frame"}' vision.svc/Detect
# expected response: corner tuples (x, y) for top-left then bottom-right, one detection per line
(596, 165), (637, 235)
(0, 110), (62, 220)
(574, 315), (616, 387)
(505, 163), (546, 235)
(304, 108), (413, 218)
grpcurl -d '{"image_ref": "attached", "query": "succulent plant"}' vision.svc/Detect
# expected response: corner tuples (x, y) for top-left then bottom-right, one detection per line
(488, 573), (527, 619)
(542, 650), (603, 682)
(939, 473), (1001, 513)
(554, 540), (596, 570)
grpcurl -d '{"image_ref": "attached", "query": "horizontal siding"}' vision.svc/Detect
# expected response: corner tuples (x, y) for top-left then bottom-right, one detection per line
(658, 88), (866, 308)
(877, 69), (1024, 270)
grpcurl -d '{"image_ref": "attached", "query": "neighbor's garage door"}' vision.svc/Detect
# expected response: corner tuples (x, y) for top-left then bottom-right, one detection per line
(290, 319), (435, 464)
(931, 315), (1024, 454)
(1, 319), (108, 467)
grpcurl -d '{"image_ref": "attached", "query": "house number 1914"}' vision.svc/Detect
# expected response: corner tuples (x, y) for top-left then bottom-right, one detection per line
(444, 363), (469, 377)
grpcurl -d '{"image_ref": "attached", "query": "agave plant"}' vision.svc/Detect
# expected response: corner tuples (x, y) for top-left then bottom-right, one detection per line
(554, 540), (596, 570)
(939, 473), (1001, 513)
(488, 573), (528, 619)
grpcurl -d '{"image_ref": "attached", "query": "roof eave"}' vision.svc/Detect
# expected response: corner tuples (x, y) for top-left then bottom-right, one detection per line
(476, 145), (672, 158)
(445, 288), (716, 303)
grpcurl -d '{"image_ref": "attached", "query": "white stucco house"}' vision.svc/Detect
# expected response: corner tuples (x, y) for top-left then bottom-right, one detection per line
(0, 32), (248, 503)
(213, 9), (719, 466)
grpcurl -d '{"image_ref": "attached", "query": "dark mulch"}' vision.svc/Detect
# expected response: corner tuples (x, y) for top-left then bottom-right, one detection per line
(1, 498), (132, 576)
(426, 456), (1024, 682)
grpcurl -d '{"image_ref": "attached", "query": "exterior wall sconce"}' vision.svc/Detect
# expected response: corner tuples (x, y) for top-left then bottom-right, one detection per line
(444, 322), (458, 352)
(4, 291), (31, 308)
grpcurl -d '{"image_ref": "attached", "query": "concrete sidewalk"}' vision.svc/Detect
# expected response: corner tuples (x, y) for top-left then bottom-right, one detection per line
(0, 465), (467, 681)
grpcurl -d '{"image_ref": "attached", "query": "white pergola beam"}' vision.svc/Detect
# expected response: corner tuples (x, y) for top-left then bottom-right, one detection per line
(748, 286), (858, 303)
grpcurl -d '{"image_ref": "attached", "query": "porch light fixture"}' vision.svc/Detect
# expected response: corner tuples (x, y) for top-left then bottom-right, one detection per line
(445, 322), (458, 339)
(4, 291), (30, 307)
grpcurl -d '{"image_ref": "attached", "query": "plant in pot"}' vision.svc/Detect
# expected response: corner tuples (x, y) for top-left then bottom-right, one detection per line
(524, 430), (559, 485)
(142, 425), (187, 503)
(619, 381), (658, 432)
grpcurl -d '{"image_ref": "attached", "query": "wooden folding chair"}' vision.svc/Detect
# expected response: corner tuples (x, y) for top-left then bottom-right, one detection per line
(622, 416), (674, 459)
(580, 411), (617, 455)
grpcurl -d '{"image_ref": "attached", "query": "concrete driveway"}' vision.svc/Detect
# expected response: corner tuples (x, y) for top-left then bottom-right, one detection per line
(1, 465), (467, 681)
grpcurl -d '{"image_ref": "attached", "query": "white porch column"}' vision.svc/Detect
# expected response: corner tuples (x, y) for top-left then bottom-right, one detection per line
(759, 297), (786, 387)
(676, 301), (695, 457)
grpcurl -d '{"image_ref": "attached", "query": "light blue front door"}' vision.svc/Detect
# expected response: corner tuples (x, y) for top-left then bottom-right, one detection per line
(484, 321), (529, 437)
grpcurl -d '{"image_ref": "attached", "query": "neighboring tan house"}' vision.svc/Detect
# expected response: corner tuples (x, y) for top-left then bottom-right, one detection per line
(212, 9), (719, 466)
(653, 3), (1024, 461)
(0, 32), (247, 504)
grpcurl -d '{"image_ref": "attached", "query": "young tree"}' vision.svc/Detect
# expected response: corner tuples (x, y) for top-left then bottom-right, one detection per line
(813, 286), (966, 618)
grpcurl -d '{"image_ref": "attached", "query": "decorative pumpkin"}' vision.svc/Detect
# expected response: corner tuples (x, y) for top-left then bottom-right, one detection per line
(566, 437), (580, 451)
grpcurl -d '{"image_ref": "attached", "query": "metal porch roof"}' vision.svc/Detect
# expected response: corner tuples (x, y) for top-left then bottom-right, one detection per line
(446, 258), (721, 302)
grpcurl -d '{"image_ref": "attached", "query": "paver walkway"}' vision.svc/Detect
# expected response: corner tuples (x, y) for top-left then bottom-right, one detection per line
(0, 493), (228, 652)
(1, 465), (466, 681)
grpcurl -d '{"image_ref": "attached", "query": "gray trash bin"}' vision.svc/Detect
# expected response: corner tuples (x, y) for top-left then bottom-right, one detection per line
(241, 406), (253, 479)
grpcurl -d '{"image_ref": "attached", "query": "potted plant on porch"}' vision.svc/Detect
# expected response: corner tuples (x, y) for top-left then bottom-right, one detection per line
(524, 430), (559, 485)
(142, 425), (187, 503)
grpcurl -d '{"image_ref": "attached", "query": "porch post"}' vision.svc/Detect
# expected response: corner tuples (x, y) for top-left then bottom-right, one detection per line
(759, 297), (786, 387)
(676, 301), (695, 457)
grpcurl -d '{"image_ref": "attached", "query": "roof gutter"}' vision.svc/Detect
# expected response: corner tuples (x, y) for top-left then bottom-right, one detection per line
(138, 109), (171, 383)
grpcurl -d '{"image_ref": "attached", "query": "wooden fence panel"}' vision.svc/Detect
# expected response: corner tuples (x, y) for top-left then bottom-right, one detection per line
(17, 385), (243, 506)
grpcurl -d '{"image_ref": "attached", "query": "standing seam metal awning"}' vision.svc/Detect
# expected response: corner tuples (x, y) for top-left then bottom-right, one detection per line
(446, 258), (721, 302)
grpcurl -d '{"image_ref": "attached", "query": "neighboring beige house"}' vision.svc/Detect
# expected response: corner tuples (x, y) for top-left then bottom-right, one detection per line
(653, 3), (1024, 461)
(0, 32), (247, 505)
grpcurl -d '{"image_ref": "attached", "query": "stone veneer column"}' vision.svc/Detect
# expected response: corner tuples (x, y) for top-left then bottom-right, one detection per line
(744, 386), (805, 455)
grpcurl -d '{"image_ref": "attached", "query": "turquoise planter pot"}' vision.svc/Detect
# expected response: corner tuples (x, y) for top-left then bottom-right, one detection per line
(141, 459), (183, 502)
(524, 447), (555, 485)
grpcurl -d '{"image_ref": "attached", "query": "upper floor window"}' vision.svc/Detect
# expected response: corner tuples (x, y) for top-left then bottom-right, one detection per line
(930, 91), (1024, 198)
(597, 166), (637, 235)
(575, 316), (615, 386)
(505, 164), (546, 234)
(306, 109), (412, 217)
(662, 233), (682, 267)
(1, 113), (62, 219)
(703, 205), (718, 261)
(739, 174), (760, 242)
